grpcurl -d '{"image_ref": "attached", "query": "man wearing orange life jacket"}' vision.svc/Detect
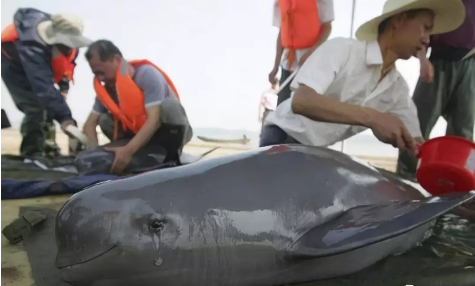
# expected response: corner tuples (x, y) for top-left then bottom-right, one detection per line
(268, 0), (334, 106)
(82, 40), (193, 174)
(1, 8), (92, 161)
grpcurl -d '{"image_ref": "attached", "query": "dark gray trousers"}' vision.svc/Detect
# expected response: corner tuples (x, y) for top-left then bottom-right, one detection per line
(97, 97), (193, 162)
(1, 53), (60, 157)
(259, 124), (301, 147)
(397, 57), (475, 179)
(277, 68), (293, 106)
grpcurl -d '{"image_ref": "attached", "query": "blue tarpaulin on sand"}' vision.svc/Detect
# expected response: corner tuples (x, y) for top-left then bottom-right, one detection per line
(1, 174), (120, 200)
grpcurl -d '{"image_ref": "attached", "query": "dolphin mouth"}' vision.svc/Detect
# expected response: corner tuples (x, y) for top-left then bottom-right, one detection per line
(56, 245), (118, 269)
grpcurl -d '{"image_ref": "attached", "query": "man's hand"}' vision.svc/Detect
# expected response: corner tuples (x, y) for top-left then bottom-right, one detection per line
(104, 146), (134, 174)
(61, 119), (76, 132)
(268, 67), (278, 86)
(413, 137), (425, 157)
(369, 112), (416, 153)
(420, 58), (434, 83)
(417, 47), (433, 83)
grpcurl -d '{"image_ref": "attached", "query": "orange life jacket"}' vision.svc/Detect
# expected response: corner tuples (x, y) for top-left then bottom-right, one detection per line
(278, 0), (321, 69)
(1, 23), (78, 84)
(94, 59), (181, 140)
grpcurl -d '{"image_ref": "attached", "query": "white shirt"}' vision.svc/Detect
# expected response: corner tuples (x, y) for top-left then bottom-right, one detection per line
(272, 0), (335, 72)
(265, 37), (423, 147)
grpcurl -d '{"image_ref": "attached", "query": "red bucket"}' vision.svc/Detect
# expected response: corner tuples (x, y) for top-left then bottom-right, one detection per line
(416, 135), (475, 196)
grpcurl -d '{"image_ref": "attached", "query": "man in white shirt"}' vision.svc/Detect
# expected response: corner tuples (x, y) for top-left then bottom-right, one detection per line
(261, 0), (466, 156)
(268, 0), (334, 106)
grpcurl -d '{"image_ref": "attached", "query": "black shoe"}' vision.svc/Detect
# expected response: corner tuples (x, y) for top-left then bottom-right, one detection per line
(23, 155), (53, 169)
(45, 147), (62, 159)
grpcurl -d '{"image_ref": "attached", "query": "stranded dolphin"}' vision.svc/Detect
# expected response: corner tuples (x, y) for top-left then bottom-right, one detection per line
(55, 144), (475, 286)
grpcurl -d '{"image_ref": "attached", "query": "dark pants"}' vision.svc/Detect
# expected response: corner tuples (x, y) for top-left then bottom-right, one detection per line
(25, 114), (60, 157)
(1, 53), (59, 158)
(277, 68), (292, 106)
(98, 113), (189, 162)
(260, 109), (271, 134)
(259, 124), (301, 147)
(397, 57), (475, 179)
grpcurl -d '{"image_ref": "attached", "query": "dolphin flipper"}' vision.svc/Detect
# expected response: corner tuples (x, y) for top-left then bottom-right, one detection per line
(289, 191), (475, 258)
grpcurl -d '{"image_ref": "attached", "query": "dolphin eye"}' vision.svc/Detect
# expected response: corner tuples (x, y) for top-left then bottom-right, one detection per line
(149, 220), (165, 232)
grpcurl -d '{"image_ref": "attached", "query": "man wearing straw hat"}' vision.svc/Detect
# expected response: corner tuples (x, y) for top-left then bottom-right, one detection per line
(1, 8), (92, 161)
(397, 0), (475, 181)
(260, 0), (466, 157)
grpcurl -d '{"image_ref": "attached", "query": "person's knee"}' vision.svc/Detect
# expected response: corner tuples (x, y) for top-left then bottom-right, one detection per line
(98, 113), (115, 140)
(159, 99), (190, 127)
(23, 108), (46, 126)
(98, 113), (111, 127)
(260, 125), (286, 147)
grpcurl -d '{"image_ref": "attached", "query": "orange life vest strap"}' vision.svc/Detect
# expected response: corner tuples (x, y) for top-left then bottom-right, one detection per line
(286, 50), (297, 71)
(1, 23), (20, 60)
(94, 60), (142, 140)
(94, 59), (181, 140)
(1, 23), (19, 43)
(128, 59), (181, 101)
(64, 49), (78, 84)
(94, 77), (137, 140)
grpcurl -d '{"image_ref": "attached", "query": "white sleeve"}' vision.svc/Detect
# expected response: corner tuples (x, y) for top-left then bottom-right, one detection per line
(290, 37), (351, 95)
(272, 0), (281, 27)
(390, 81), (423, 138)
(317, 0), (335, 23)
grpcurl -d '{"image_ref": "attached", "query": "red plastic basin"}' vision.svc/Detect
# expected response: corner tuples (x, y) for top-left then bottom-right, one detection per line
(416, 135), (475, 196)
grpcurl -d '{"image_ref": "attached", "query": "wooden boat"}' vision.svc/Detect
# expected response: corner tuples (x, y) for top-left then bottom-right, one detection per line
(197, 135), (251, 145)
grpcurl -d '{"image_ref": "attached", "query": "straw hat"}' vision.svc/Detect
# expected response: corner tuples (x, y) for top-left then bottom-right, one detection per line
(355, 0), (466, 41)
(37, 14), (92, 48)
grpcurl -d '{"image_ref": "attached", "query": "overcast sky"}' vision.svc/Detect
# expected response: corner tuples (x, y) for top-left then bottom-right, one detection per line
(1, 0), (448, 138)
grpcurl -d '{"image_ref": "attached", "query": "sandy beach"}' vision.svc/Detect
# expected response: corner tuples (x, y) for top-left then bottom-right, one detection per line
(1, 128), (398, 171)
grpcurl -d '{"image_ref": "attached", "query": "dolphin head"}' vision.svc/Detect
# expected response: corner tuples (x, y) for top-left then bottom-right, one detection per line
(55, 180), (181, 285)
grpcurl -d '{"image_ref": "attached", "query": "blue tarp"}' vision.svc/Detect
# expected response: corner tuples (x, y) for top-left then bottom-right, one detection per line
(1, 174), (120, 200)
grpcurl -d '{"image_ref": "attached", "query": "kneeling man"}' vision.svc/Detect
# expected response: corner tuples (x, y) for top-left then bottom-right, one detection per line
(82, 40), (193, 174)
(260, 0), (466, 156)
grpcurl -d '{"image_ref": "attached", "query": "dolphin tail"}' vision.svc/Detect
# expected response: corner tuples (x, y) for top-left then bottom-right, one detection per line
(289, 191), (475, 258)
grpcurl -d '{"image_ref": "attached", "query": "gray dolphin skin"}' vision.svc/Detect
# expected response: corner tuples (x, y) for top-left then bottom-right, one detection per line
(55, 144), (475, 286)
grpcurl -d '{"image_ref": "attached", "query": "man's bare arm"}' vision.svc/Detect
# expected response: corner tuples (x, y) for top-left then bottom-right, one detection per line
(418, 45), (434, 82)
(269, 31), (284, 84)
(292, 85), (416, 152)
(126, 105), (161, 154)
(291, 84), (375, 127)
(273, 31), (284, 71)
